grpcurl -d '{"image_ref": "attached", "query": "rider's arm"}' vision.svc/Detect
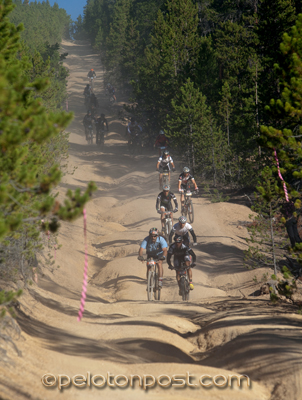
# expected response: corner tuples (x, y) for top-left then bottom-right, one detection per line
(137, 124), (142, 132)
(127, 123), (131, 134)
(188, 248), (196, 264)
(189, 228), (197, 243)
(191, 177), (198, 190)
(169, 227), (175, 245)
(171, 193), (178, 209)
(156, 195), (161, 211)
(156, 160), (160, 170)
(178, 176), (182, 191)
(138, 247), (144, 258)
(167, 250), (172, 267)
(105, 119), (109, 131)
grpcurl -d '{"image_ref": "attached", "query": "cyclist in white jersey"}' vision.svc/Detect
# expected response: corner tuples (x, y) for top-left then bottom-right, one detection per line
(156, 149), (175, 189)
(169, 216), (197, 246)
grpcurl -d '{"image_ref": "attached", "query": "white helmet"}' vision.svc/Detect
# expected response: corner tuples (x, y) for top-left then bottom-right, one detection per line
(159, 130), (165, 135)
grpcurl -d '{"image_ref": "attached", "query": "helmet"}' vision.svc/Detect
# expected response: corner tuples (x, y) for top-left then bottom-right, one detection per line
(131, 117), (136, 123)
(183, 167), (190, 173)
(175, 236), (183, 243)
(159, 130), (165, 135)
(91, 69), (94, 71)
(179, 216), (187, 224)
(163, 185), (170, 191)
(149, 227), (159, 236)
(163, 150), (169, 156)
(101, 113), (105, 118)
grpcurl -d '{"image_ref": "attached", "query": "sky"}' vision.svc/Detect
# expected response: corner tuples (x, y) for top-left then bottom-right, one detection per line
(38, 0), (86, 21)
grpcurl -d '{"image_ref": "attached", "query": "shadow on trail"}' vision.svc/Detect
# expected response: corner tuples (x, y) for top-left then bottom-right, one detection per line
(17, 308), (194, 364)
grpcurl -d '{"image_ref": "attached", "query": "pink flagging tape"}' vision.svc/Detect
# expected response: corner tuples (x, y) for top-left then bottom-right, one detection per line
(274, 149), (289, 202)
(77, 208), (88, 321)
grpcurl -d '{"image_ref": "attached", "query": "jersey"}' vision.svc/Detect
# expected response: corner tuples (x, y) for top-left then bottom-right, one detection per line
(169, 222), (196, 244)
(88, 70), (96, 78)
(156, 192), (178, 210)
(140, 236), (168, 258)
(127, 122), (142, 134)
(167, 242), (196, 266)
(158, 156), (173, 171)
(155, 135), (169, 147)
(179, 172), (194, 187)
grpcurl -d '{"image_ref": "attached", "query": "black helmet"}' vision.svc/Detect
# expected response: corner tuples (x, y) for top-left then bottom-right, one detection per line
(131, 117), (136, 123)
(101, 113), (105, 118)
(175, 236), (183, 243)
(149, 227), (159, 236)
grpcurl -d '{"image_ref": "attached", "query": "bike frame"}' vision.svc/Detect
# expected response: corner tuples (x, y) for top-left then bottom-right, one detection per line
(162, 211), (173, 242)
(144, 258), (161, 301)
(182, 189), (195, 223)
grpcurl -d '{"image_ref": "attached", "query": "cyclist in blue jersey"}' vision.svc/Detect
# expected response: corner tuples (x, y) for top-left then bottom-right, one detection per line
(138, 228), (168, 288)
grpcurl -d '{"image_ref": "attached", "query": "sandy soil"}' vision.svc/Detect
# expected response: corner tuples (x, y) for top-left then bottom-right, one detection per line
(1, 40), (302, 400)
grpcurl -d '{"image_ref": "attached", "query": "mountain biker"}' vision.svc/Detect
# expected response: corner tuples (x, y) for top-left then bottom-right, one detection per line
(95, 113), (108, 142)
(90, 93), (99, 108)
(167, 236), (196, 293)
(138, 228), (168, 288)
(155, 130), (169, 156)
(127, 117), (142, 145)
(169, 216), (197, 246)
(156, 149), (175, 190)
(156, 185), (178, 232)
(178, 167), (198, 212)
(83, 84), (91, 97)
(108, 84), (116, 102)
(83, 110), (94, 139)
(87, 69), (96, 79)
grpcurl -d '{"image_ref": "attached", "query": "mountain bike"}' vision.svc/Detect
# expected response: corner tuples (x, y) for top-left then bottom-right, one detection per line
(88, 76), (95, 91)
(161, 211), (174, 243)
(86, 124), (93, 145)
(182, 189), (195, 223)
(128, 129), (142, 156)
(96, 128), (105, 148)
(171, 263), (194, 301)
(142, 258), (161, 301)
(158, 167), (170, 190)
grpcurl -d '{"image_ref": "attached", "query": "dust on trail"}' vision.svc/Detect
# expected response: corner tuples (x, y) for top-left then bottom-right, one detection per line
(1, 40), (302, 400)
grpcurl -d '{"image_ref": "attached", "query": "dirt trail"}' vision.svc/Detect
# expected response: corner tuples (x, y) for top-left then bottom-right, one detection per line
(1, 40), (302, 400)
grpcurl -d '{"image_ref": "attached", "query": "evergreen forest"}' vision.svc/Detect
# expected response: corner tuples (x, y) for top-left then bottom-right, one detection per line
(0, 0), (95, 325)
(78, 0), (302, 273)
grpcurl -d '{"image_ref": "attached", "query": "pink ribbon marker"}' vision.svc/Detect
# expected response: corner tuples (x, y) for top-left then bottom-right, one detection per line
(274, 149), (289, 202)
(77, 209), (88, 321)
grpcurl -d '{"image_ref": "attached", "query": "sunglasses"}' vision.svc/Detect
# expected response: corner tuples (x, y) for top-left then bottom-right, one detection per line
(151, 234), (158, 237)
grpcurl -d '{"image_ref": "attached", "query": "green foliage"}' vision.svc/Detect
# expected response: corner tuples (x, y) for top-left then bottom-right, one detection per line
(244, 166), (286, 273)
(0, 0), (97, 344)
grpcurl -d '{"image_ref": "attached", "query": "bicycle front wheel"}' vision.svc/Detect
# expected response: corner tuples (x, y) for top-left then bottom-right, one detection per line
(180, 278), (186, 301)
(188, 200), (194, 223)
(185, 279), (190, 301)
(147, 270), (154, 301)
(154, 264), (161, 301)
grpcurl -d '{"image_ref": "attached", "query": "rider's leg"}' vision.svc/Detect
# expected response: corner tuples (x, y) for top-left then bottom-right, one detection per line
(186, 261), (194, 290)
(159, 173), (163, 190)
(160, 206), (165, 231)
(181, 193), (185, 211)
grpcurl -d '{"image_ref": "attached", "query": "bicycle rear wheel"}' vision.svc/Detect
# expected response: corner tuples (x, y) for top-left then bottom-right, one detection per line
(154, 264), (161, 301)
(147, 269), (154, 301)
(188, 200), (194, 223)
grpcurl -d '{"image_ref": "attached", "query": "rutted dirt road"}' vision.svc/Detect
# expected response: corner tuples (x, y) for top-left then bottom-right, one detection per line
(1, 40), (302, 400)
